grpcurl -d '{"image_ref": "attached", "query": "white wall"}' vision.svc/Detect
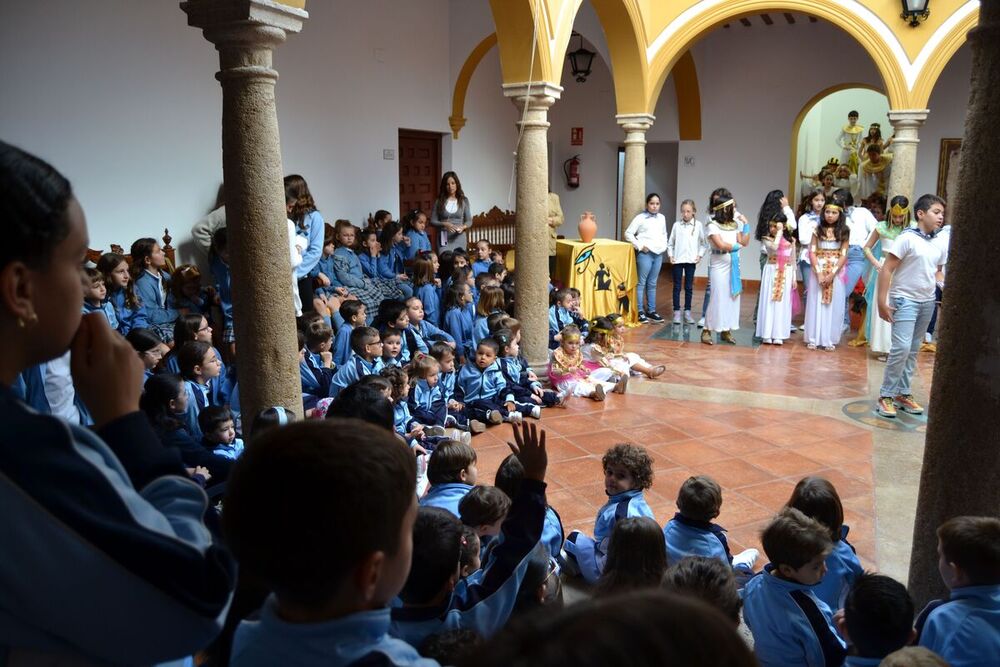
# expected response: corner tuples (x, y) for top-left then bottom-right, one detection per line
(0, 0), (452, 263)
(914, 43), (972, 201)
(795, 87), (890, 199)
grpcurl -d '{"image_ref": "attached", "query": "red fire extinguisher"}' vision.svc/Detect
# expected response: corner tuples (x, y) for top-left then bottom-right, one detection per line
(564, 155), (581, 189)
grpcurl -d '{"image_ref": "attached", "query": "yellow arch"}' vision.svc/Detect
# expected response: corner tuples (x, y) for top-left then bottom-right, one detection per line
(909, 7), (978, 109)
(488, 0), (553, 84)
(449, 33), (499, 139)
(646, 0), (909, 113)
(671, 50), (701, 140)
(786, 82), (884, 198)
(581, 0), (648, 113)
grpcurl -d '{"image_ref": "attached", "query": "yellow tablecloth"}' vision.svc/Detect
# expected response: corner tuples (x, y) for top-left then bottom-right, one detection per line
(555, 238), (639, 324)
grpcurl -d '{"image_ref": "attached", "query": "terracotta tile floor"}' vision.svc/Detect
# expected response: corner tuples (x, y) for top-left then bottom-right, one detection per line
(472, 278), (938, 573)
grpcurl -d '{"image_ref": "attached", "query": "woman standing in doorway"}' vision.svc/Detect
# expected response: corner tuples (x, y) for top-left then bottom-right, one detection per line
(624, 193), (668, 323)
(430, 171), (473, 252)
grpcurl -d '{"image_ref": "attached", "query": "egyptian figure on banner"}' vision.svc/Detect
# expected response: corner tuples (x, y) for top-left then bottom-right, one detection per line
(616, 282), (630, 316)
(594, 263), (612, 291)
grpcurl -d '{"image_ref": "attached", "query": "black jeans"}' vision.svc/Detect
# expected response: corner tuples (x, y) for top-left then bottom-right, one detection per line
(671, 263), (696, 311)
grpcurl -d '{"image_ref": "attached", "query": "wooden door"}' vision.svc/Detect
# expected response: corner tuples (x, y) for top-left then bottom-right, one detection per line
(398, 130), (441, 221)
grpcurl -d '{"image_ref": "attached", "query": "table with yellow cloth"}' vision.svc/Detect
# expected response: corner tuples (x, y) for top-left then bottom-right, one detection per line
(555, 238), (639, 325)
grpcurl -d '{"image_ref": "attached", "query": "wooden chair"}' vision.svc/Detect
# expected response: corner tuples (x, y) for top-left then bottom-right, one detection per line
(87, 229), (176, 271)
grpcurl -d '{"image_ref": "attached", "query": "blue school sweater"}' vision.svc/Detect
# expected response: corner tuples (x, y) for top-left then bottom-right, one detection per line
(391, 479), (547, 646)
(398, 325), (428, 363)
(393, 401), (417, 438)
(499, 356), (541, 392)
(107, 288), (149, 336)
(663, 513), (732, 567)
(917, 584), (1000, 667)
(209, 255), (233, 329)
(404, 229), (432, 259)
(415, 284), (441, 328)
(232, 600), (438, 667)
(83, 300), (118, 330)
(419, 482), (472, 518)
(293, 210), (326, 280)
(328, 354), (384, 399)
(182, 378), (226, 438)
(812, 527), (864, 612)
(133, 270), (178, 328)
(358, 252), (384, 280)
(299, 351), (334, 405)
(0, 385), (235, 665)
(166, 348), (233, 402)
(206, 437), (245, 460)
(409, 378), (442, 415)
(548, 305), (573, 348)
(456, 361), (513, 404)
(332, 323), (354, 367)
(438, 370), (456, 404)
(471, 259), (491, 277)
(741, 566), (847, 667)
(414, 317), (453, 346)
(380, 245), (407, 278)
(443, 306), (475, 361)
(309, 253), (343, 294)
(332, 247), (368, 290)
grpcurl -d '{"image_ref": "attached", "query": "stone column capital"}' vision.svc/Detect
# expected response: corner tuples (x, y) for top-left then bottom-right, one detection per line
(887, 109), (930, 129)
(616, 113), (656, 133)
(182, 0), (307, 44)
(502, 81), (562, 108)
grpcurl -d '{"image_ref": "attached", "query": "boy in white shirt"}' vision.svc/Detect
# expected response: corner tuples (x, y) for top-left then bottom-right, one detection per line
(875, 194), (946, 418)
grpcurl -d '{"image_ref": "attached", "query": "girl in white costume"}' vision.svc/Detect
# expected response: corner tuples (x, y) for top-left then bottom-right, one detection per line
(584, 315), (665, 378)
(756, 214), (797, 345)
(861, 195), (910, 359)
(805, 202), (850, 350)
(702, 196), (750, 345)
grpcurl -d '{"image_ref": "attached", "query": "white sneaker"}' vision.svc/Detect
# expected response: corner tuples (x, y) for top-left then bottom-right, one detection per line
(529, 405), (541, 419)
(773, 339), (783, 346)
(925, 332), (934, 343)
(504, 412), (523, 424)
(732, 548), (760, 570)
(697, 317), (706, 328)
(672, 311), (682, 324)
(762, 338), (772, 345)
(684, 311), (695, 324)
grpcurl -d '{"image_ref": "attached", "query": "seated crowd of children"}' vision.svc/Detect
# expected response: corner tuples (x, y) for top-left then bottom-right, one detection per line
(6, 150), (994, 667)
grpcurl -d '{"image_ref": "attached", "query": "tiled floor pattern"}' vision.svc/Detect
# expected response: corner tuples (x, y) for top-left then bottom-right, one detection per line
(473, 276), (937, 574)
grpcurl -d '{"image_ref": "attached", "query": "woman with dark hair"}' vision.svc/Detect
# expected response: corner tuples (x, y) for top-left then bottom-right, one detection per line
(753, 190), (797, 326)
(702, 193), (750, 345)
(0, 141), (234, 663)
(285, 174), (325, 306)
(430, 171), (473, 252)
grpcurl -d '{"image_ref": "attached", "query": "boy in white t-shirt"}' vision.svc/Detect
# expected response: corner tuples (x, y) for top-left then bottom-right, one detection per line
(875, 194), (946, 418)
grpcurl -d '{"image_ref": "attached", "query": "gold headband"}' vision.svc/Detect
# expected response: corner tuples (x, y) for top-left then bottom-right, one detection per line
(562, 333), (581, 342)
(890, 203), (909, 217)
(824, 204), (843, 212)
(712, 198), (735, 212)
(591, 326), (612, 335)
(610, 315), (625, 325)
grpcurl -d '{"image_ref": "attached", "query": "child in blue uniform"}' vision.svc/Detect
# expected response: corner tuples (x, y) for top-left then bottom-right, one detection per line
(494, 328), (561, 410)
(198, 405), (245, 460)
(459, 485), (511, 558)
(471, 239), (492, 277)
(408, 352), (481, 434)
(840, 574), (916, 666)
(224, 420), (438, 667)
(495, 452), (565, 571)
(377, 300), (428, 363)
(663, 475), (759, 572)
(407, 294), (454, 348)
(82, 267), (118, 329)
(412, 256), (445, 329)
(381, 329), (405, 368)
(741, 507), (847, 667)
(333, 300), (366, 367)
(419, 439), (477, 517)
(443, 282), (475, 364)
(125, 328), (165, 385)
(391, 423), (548, 647)
(548, 288), (575, 350)
(472, 285), (506, 347)
(403, 209), (433, 259)
(429, 342), (472, 428)
(328, 326), (384, 399)
(177, 340), (226, 437)
(299, 318), (335, 408)
(456, 338), (536, 425)
(358, 227), (384, 280)
(170, 264), (214, 318)
(97, 252), (148, 336)
(130, 237), (178, 343)
(379, 221), (414, 298)
(917, 516), (1000, 666)
(563, 443), (656, 583)
(787, 476), (863, 611)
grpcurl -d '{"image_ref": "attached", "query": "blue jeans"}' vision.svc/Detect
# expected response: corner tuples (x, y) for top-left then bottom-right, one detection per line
(879, 297), (936, 398)
(843, 246), (867, 326)
(636, 250), (664, 313)
(671, 263), (696, 311)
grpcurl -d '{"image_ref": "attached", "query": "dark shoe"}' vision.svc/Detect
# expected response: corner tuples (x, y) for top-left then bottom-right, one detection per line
(647, 311), (665, 324)
(637, 311), (648, 323)
(720, 330), (737, 345)
(701, 330), (714, 345)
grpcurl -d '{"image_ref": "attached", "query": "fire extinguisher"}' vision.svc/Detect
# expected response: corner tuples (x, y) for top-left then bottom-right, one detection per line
(563, 155), (581, 189)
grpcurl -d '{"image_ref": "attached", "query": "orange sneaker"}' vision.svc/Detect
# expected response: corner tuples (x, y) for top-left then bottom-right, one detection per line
(893, 394), (924, 414)
(876, 397), (897, 418)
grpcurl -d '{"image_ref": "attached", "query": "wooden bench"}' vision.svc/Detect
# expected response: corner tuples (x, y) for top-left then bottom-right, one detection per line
(87, 228), (176, 271)
(469, 206), (516, 257)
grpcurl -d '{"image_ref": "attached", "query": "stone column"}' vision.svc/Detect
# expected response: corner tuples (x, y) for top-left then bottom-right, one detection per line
(617, 113), (655, 237)
(885, 109), (929, 204)
(503, 82), (561, 373)
(182, 0), (306, 428)
(906, 1), (1000, 608)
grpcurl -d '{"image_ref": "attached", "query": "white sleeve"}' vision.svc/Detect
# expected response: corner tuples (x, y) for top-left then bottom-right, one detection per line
(623, 215), (643, 250)
(782, 206), (797, 231)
